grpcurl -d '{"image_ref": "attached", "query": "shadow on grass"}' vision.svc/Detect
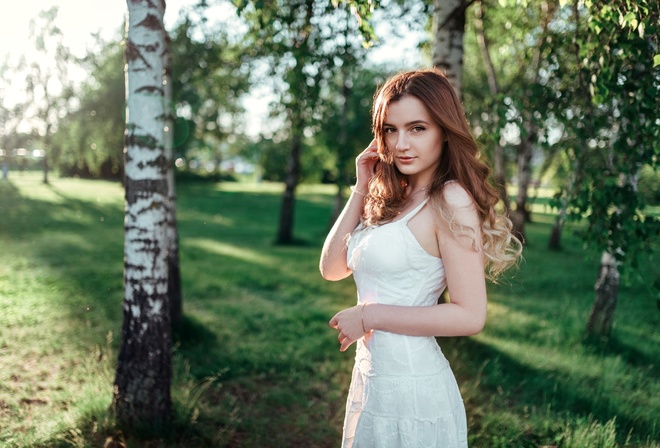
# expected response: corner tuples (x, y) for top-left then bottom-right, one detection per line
(583, 334), (659, 378)
(3, 180), (346, 446)
(444, 335), (652, 447)
(4, 179), (658, 447)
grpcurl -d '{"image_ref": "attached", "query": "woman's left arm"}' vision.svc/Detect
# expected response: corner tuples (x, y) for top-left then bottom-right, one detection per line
(363, 223), (487, 338)
(329, 185), (488, 352)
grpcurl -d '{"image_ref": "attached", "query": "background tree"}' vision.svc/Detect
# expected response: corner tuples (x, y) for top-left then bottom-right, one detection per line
(235, 0), (347, 244)
(316, 3), (374, 222)
(25, 6), (73, 184)
(472, 0), (510, 212)
(432, 0), (467, 99)
(319, 64), (389, 221)
(560, 0), (659, 337)
(462, 0), (560, 243)
(113, 0), (172, 429)
(51, 35), (126, 179)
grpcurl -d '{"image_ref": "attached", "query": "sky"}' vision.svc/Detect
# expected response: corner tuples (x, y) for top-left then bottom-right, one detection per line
(0, 1), (204, 60)
(1, 1), (424, 137)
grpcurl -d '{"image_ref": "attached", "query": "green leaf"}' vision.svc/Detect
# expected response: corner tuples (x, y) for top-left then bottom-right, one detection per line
(654, 54), (660, 68)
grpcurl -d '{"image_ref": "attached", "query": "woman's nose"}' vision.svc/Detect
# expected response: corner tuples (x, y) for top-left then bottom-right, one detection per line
(396, 133), (410, 151)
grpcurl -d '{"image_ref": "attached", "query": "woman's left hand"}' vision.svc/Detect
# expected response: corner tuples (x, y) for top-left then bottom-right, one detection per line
(329, 304), (367, 352)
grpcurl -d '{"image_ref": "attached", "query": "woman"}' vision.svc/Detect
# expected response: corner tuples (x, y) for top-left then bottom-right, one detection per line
(320, 68), (521, 448)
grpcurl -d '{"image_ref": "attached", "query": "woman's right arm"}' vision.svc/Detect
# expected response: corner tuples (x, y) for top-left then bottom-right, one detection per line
(319, 140), (379, 281)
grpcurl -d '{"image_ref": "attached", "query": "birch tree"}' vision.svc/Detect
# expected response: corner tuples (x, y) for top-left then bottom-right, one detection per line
(432, 0), (468, 99)
(113, 0), (172, 429)
(473, 0), (510, 211)
(570, 0), (659, 337)
(235, 0), (342, 244)
(26, 7), (72, 184)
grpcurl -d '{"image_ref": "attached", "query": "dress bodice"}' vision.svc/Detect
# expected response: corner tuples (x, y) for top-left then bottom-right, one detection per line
(347, 199), (447, 308)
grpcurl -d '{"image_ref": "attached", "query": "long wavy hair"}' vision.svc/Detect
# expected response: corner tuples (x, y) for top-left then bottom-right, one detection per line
(363, 68), (521, 280)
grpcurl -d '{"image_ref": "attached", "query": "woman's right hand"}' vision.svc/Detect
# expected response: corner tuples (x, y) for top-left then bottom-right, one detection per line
(354, 139), (380, 193)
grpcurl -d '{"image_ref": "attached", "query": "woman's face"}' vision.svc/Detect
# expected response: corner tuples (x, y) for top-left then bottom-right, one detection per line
(382, 95), (444, 185)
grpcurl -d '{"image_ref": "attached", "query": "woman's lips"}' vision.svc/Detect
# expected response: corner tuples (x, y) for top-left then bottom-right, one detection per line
(397, 156), (415, 164)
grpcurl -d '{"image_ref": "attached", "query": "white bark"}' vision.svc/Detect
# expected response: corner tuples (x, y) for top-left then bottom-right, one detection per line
(432, 0), (466, 99)
(114, 0), (171, 428)
(587, 250), (620, 336)
(124, 0), (168, 308)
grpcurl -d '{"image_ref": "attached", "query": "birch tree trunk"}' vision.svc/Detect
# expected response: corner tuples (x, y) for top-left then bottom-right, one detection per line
(113, 0), (172, 429)
(586, 250), (620, 337)
(432, 0), (467, 99)
(586, 172), (637, 337)
(163, 32), (182, 328)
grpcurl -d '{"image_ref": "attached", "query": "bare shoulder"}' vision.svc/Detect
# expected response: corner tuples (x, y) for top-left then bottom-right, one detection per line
(442, 181), (475, 209)
(438, 182), (480, 227)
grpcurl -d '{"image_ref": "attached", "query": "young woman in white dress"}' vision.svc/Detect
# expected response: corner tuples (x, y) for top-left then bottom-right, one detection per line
(320, 69), (522, 448)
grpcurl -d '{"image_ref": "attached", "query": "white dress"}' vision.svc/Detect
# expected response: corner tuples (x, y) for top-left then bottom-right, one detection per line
(343, 199), (468, 448)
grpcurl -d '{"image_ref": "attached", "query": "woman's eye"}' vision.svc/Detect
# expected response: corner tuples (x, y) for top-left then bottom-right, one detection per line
(384, 127), (396, 134)
(412, 126), (425, 132)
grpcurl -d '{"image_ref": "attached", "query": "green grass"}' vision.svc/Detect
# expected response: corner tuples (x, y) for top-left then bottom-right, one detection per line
(0, 172), (658, 447)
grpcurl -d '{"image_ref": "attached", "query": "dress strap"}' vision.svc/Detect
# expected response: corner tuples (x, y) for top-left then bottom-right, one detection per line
(399, 198), (429, 223)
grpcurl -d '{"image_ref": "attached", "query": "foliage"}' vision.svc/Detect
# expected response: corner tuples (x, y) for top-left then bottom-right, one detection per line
(45, 6), (252, 181)
(331, 0), (381, 47)
(23, 7), (74, 138)
(314, 65), (391, 185)
(556, 0), (660, 270)
(51, 36), (125, 179)
(638, 165), (660, 205)
(462, 0), (558, 181)
(169, 15), (251, 161)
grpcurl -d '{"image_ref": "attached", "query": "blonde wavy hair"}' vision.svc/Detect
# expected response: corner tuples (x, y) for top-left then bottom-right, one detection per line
(363, 68), (522, 281)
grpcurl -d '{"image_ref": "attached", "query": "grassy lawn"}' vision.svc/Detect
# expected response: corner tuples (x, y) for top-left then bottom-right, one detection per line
(0, 172), (658, 447)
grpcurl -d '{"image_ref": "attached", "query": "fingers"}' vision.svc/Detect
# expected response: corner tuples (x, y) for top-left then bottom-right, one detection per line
(334, 328), (358, 352)
(340, 336), (354, 352)
(358, 140), (378, 158)
(337, 332), (351, 352)
(356, 145), (380, 181)
(329, 307), (362, 352)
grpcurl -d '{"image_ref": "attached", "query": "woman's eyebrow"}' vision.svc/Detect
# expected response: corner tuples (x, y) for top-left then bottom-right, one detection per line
(383, 120), (430, 127)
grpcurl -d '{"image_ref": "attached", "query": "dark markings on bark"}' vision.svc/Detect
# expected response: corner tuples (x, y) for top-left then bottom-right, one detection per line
(125, 40), (153, 71)
(125, 178), (168, 205)
(126, 133), (160, 151)
(137, 13), (164, 32)
(130, 155), (168, 175)
(113, 282), (171, 428)
(125, 40), (141, 63)
(436, 0), (474, 33)
(587, 251), (620, 337)
(136, 85), (165, 95)
(124, 205), (169, 221)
